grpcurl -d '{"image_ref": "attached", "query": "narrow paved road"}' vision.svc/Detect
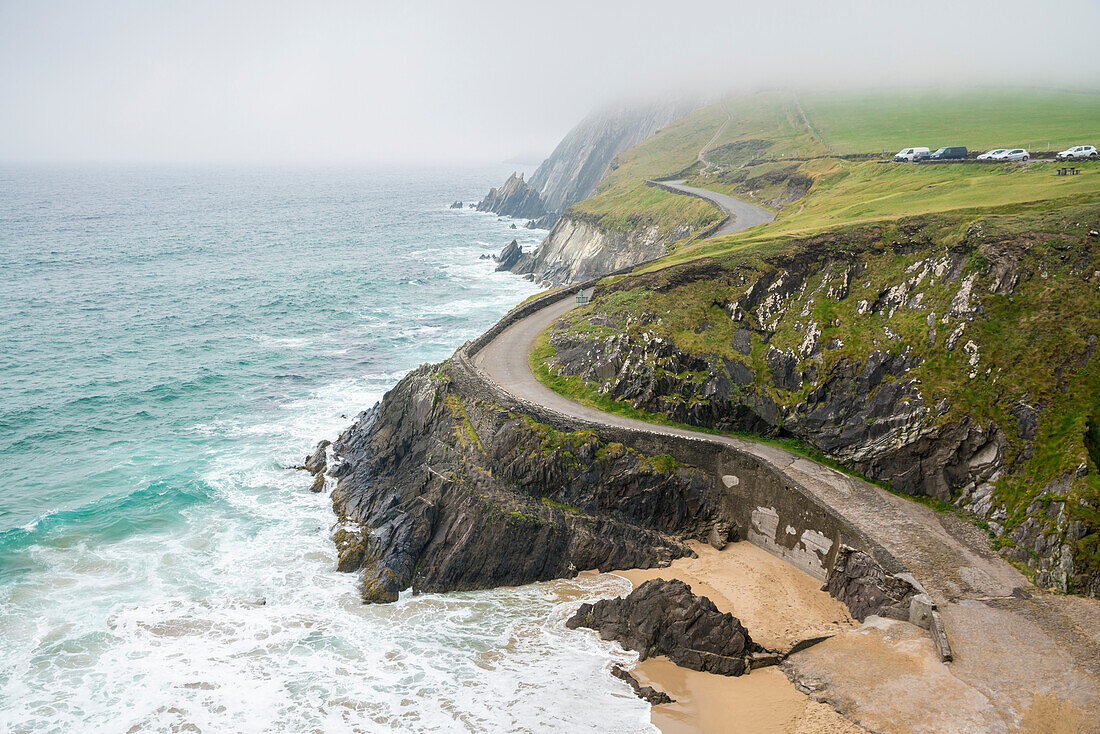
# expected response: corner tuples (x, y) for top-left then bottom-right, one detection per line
(657, 179), (775, 236)
(472, 292), (1100, 730)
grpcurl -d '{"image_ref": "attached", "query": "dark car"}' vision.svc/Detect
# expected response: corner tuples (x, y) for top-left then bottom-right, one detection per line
(912, 150), (933, 162)
(928, 146), (968, 161)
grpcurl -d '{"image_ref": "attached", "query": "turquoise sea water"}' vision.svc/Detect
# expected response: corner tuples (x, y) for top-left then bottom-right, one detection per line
(0, 166), (650, 732)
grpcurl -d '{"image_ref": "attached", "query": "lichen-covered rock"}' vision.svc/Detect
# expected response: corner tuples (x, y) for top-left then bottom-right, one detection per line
(567, 579), (759, 676)
(328, 364), (736, 603)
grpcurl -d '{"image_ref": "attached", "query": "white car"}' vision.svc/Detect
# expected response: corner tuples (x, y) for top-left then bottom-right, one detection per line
(1057, 145), (1097, 159)
(977, 149), (1007, 161)
(1001, 148), (1029, 161)
(894, 146), (929, 162)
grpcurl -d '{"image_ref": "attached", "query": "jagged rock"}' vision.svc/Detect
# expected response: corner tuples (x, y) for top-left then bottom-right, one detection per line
(476, 172), (547, 219)
(309, 473), (326, 493)
(525, 213), (559, 230)
(767, 346), (802, 391)
(610, 665), (674, 705)
(825, 546), (918, 620)
(449, 201), (463, 209)
(302, 440), (330, 475)
(495, 240), (522, 271)
(707, 521), (734, 550)
(329, 365), (736, 603)
(567, 579), (759, 676)
(510, 214), (695, 288)
(732, 329), (752, 355)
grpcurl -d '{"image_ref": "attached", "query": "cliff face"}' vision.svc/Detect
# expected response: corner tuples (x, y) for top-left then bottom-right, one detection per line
(476, 172), (547, 219)
(540, 207), (1100, 595)
(509, 214), (693, 286)
(318, 362), (735, 602)
(529, 100), (700, 214)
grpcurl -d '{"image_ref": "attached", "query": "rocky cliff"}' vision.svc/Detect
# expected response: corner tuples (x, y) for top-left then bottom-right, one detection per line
(538, 206), (1100, 596)
(476, 172), (547, 219)
(528, 100), (700, 214)
(508, 213), (695, 286)
(313, 361), (738, 602)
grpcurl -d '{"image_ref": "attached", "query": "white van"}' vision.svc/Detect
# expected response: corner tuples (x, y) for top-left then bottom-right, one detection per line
(894, 147), (929, 162)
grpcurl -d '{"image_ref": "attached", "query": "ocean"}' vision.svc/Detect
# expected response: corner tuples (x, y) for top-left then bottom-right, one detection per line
(0, 165), (652, 732)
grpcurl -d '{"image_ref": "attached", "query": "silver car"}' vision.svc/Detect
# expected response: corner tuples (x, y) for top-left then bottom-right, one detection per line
(1001, 148), (1029, 161)
(1057, 145), (1097, 159)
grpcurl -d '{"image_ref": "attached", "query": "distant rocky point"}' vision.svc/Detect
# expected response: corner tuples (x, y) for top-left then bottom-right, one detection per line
(476, 172), (547, 219)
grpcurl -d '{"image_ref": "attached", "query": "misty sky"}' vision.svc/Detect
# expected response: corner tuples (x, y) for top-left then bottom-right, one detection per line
(2, 0), (1097, 165)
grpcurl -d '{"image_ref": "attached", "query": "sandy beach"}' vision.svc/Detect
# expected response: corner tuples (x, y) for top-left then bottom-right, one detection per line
(611, 541), (866, 733)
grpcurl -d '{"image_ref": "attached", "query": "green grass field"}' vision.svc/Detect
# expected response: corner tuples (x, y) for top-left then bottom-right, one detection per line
(800, 89), (1100, 155)
(564, 88), (1100, 266)
(694, 158), (1100, 247)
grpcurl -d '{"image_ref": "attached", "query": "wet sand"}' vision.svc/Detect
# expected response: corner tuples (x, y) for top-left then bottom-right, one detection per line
(610, 541), (865, 733)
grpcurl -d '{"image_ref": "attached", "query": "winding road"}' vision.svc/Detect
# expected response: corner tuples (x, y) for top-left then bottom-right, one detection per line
(470, 181), (1100, 728)
(657, 179), (775, 236)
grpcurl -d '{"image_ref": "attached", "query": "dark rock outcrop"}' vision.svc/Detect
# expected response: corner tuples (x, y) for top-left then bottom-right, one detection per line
(825, 546), (918, 620)
(326, 364), (736, 603)
(495, 240), (522, 271)
(610, 665), (674, 705)
(449, 201), (463, 209)
(525, 213), (559, 230)
(567, 579), (759, 676)
(300, 440), (329, 475)
(476, 172), (547, 219)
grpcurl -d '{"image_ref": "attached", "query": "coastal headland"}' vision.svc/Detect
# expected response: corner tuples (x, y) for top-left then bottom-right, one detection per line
(311, 89), (1100, 731)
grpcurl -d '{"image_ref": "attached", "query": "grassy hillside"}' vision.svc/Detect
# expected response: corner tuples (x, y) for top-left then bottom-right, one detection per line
(565, 104), (729, 234)
(569, 88), (1099, 250)
(661, 159), (1100, 268)
(800, 89), (1100, 155)
(540, 203), (1100, 593)
(530, 87), (1100, 594)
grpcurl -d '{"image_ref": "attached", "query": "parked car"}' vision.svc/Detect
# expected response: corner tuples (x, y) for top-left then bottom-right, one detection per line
(1001, 148), (1029, 161)
(912, 150), (933, 162)
(894, 146), (929, 162)
(1057, 145), (1097, 159)
(927, 146), (968, 161)
(977, 149), (1007, 161)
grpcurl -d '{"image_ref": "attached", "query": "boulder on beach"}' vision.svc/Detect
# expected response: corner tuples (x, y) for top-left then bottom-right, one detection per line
(567, 578), (759, 676)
